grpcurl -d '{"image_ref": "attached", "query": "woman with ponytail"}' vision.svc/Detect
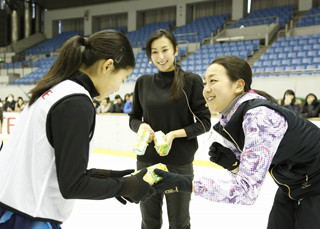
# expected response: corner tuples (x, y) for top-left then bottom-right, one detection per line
(0, 30), (156, 229)
(129, 29), (211, 229)
(153, 55), (320, 229)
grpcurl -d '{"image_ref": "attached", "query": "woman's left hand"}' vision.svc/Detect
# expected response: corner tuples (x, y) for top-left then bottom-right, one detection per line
(164, 132), (175, 155)
(154, 131), (175, 157)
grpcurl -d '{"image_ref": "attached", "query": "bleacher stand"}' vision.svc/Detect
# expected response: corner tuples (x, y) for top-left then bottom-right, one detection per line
(24, 30), (84, 56)
(230, 5), (293, 29)
(173, 14), (227, 43)
(126, 21), (173, 48)
(252, 33), (320, 77)
(296, 7), (320, 27)
(179, 40), (259, 76)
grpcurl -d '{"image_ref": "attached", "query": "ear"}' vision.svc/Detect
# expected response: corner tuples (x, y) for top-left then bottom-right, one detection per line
(235, 79), (245, 93)
(174, 45), (179, 57)
(103, 59), (115, 74)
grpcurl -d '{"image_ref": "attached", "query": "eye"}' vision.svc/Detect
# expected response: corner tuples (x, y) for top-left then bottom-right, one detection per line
(152, 51), (157, 54)
(163, 49), (168, 52)
(210, 79), (216, 83)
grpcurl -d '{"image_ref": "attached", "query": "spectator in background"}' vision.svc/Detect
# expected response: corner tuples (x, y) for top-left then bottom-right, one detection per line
(97, 97), (111, 114)
(278, 89), (301, 114)
(124, 93), (130, 104)
(3, 94), (16, 112)
(92, 99), (99, 112)
(15, 97), (26, 112)
(300, 93), (320, 118)
(123, 93), (133, 114)
(109, 94), (124, 113)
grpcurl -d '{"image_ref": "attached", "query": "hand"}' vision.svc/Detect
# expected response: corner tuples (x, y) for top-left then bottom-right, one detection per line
(138, 123), (154, 142)
(209, 142), (240, 171)
(164, 132), (174, 154)
(122, 168), (156, 203)
(153, 169), (193, 194)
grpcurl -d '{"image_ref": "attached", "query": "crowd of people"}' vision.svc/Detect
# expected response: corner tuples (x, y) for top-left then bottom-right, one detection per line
(0, 94), (26, 113)
(278, 89), (320, 118)
(93, 93), (133, 114)
(2, 89), (319, 119)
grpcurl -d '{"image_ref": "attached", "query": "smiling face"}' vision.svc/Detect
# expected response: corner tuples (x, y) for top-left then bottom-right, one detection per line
(150, 36), (177, 72)
(203, 63), (244, 113)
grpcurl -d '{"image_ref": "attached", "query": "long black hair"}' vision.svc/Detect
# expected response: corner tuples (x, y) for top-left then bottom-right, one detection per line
(211, 56), (277, 103)
(29, 30), (135, 106)
(280, 89), (296, 106)
(146, 29), (185, 100)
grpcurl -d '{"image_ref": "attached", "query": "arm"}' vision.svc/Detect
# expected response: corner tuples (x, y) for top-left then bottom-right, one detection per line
(129, 79), (144, 132)
(193, 107), (288, 205)
(48, 95), (127, 199)
(183, 75), (211, 140)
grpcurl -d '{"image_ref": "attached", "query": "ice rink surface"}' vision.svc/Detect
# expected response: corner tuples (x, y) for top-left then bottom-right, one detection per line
(63, 153), (278, 229)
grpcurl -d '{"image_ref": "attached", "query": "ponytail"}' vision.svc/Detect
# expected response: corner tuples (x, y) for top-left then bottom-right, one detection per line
(29, 36), (86, 106)
(29, 30), (135, 106)
(250, 89), (277, 103)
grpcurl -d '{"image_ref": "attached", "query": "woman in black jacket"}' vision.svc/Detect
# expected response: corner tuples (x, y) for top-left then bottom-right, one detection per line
(129, 29), (211, 229)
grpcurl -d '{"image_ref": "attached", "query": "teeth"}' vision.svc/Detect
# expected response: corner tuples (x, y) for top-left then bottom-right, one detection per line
(207, 97), (214, 101)
(158, 61), (167, 65)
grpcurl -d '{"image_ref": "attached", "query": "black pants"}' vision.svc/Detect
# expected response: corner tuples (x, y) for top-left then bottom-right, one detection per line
(137, 161), (193, 229)
(267, 188), (320, 229)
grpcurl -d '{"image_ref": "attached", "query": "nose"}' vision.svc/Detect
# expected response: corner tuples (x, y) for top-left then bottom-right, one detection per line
(203, 83), (211, 93)
(158, 52), (164, 59)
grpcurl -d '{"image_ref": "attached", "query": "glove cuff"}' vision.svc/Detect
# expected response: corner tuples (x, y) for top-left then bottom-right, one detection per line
(122, 176), (138, 198)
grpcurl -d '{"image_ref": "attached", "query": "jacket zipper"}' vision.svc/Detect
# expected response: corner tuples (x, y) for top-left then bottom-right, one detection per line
(223, 128), (243, 153)
(270, 164), (295, 200)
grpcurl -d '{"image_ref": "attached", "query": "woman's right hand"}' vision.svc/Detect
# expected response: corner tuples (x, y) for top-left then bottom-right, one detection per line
(138, 123), (155, 142)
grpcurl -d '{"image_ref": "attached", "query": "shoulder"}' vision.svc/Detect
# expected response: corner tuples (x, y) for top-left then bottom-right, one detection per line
(50, 94), (94, 117)
(184, 72), (203, 87)
(136, 74), (154, 83)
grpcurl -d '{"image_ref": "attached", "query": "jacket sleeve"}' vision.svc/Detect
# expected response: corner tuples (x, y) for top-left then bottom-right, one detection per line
(193, 106), (288, 205)
(184, 74), (211, 140)
(47, 95), (126, 200)
(129, 78), (144, 132)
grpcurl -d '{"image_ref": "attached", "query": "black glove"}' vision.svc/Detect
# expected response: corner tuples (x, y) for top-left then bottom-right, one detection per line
(122, 168), (156, 204)
(153, 169), (193, 194)
(86, 169), (135, 204)
(209, 142), (239, 171)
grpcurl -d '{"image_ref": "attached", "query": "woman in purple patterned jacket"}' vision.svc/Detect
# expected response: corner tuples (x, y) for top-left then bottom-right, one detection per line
(154, 56), (320, 229)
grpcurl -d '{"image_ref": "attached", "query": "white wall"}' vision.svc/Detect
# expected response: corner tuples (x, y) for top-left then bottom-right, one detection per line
(2, 113), (319, 162)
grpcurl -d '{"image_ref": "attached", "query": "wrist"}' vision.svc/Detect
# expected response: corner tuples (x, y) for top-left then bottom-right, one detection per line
(122, 176), (138, 198)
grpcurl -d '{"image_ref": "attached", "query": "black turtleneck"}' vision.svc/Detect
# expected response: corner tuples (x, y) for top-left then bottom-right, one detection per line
(46, 72), (127, 200)
(129, 71), (211, 166)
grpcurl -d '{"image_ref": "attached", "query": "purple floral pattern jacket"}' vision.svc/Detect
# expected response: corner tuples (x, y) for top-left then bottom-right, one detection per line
(194, 92), (288, 205)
